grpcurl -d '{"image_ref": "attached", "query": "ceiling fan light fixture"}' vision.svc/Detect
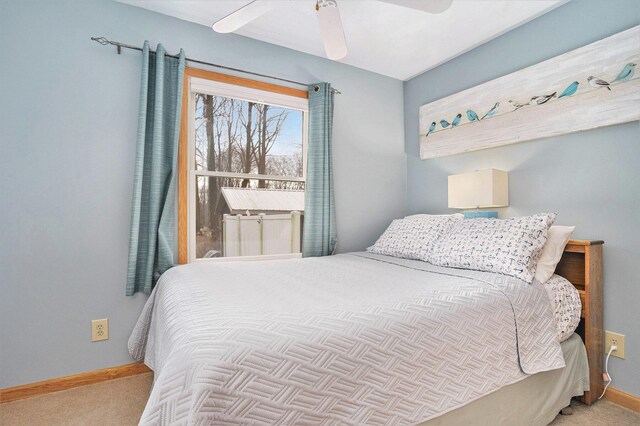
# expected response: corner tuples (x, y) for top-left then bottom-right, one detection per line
(212, 0), (273, 33)
(316, 0), (348, 60)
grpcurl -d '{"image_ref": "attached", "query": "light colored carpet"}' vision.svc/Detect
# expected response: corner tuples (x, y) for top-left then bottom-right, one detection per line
(1, 373), (153, 426)
(548, 399), (639, 425)
(1, 373), (638, 425)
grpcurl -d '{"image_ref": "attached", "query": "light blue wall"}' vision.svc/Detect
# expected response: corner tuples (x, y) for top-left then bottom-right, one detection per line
(404, 0), (640, 396)
(0, 0), (405, 388)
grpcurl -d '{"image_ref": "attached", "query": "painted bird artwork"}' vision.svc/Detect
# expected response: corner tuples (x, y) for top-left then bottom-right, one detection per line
(531, 92), (557, 105)
(440, 119), (450, 129)
(508, 99), (530, 110)
(613, 63), (636, 82)
(558, 81), (579, 98)
(481, 102), (500, 120)
(451, 113), (462, 128)
(466, 109), (479, 122)
(588, 76), (611, 91)
(426, 121), (436, 136)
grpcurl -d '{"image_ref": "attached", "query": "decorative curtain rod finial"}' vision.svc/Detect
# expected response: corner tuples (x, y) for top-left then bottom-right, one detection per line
(91, 36), (122, 54)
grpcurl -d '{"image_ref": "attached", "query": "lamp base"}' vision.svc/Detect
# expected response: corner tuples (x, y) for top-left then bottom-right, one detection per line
(463, 211), (498, 219)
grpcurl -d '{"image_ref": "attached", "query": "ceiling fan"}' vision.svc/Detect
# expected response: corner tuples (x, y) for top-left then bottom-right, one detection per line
(212, 0), (454, 61)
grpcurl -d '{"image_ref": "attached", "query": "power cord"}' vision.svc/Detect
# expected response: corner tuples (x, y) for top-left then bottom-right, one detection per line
(598, 345), (616, 399)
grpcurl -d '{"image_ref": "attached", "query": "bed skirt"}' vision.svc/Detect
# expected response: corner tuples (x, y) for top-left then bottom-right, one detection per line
(421, 333), (589, 426)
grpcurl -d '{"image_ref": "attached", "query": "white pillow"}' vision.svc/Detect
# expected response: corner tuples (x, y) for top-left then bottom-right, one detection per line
(405, 213), (465, 220)
(367, 216), (461, 260)
(534, 226), (575, 284)
(428, 213), (556, 283)
(543, 274), (582, 342)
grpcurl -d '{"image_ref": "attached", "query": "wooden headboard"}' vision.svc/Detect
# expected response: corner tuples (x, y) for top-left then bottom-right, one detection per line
(555, 239), (604, 405)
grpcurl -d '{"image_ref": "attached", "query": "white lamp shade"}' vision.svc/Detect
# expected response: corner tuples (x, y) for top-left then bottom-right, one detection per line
(448, 169), (509, 209)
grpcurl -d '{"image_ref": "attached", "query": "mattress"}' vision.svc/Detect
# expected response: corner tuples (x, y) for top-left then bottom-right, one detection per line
(422, 333), (589, 426)
(129, 252), (564, 425)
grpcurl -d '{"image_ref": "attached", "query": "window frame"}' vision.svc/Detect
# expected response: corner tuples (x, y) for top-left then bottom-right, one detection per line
(177, 67), (309, 264)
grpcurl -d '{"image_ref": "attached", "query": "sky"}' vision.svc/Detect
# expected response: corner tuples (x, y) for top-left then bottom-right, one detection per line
(269, 107), (303, 157)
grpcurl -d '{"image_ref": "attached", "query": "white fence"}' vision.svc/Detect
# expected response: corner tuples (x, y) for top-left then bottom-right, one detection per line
(223, 211), (302, 257)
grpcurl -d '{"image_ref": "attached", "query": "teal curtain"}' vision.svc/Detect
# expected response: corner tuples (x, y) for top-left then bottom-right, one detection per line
(126, 42), (185, 295)
(303, 83), (337, 257)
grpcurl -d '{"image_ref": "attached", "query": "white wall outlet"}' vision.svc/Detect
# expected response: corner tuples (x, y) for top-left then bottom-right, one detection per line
(605, 331), (625, 359)
(91, 318), (109, 342)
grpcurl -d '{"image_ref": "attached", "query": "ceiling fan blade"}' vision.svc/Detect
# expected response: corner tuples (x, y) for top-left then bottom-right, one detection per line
(316, 0), (348, 60)
(212, 1), (273, 33)
(378, 0), (453, 14)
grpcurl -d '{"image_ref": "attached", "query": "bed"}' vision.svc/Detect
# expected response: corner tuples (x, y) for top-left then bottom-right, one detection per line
(129, 239), (603, 425)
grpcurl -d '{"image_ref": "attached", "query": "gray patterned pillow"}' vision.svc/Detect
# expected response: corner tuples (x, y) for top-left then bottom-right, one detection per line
(367, 216), (462, 260)
(427, 213), (557, 283)
(543, 274), (582, 342)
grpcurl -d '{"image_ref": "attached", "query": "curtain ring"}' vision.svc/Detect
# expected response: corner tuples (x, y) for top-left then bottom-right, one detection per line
(314, 85), (320, 92)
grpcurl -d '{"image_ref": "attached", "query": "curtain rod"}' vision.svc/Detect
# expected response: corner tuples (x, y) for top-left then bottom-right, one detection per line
(91, 37), (341, 94)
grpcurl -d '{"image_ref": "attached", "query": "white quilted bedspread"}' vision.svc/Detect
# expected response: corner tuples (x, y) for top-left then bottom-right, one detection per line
(129, 253), (564, 425)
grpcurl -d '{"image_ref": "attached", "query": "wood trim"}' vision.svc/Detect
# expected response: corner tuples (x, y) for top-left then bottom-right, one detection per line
(177, 67), (308, 263)
(185, 67), (308, 99)
(564, 240), (604, 252)
(605, 386), (640, 412)
(0, 363), (151, 404)
(582, 242), (604, 405)
(178, 70), (189, 264)
(556, 239), (604, 405)
(565, 240), (604, 246)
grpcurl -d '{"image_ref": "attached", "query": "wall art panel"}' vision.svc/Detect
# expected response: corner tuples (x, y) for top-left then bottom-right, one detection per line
(419, 26), (640, 159)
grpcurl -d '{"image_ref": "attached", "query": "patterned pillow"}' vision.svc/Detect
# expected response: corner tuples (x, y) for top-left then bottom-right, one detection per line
(367, 216), (462, 260)
(427, 213), (557, 283)
(544, 274), (582, 342)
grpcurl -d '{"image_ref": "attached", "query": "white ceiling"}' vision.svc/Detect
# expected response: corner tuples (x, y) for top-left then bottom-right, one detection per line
(118, 0), (567, 80)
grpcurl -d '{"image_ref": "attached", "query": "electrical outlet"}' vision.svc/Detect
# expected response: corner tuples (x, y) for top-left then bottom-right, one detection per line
(91, 319), (109, 342)
(605, 331), (625, 359)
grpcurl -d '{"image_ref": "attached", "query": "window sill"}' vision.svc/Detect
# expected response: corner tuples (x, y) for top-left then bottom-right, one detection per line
(191, 253), (302, 263)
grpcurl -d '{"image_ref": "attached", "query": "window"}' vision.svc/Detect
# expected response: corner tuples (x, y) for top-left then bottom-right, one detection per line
(178, 69), (309, 262)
